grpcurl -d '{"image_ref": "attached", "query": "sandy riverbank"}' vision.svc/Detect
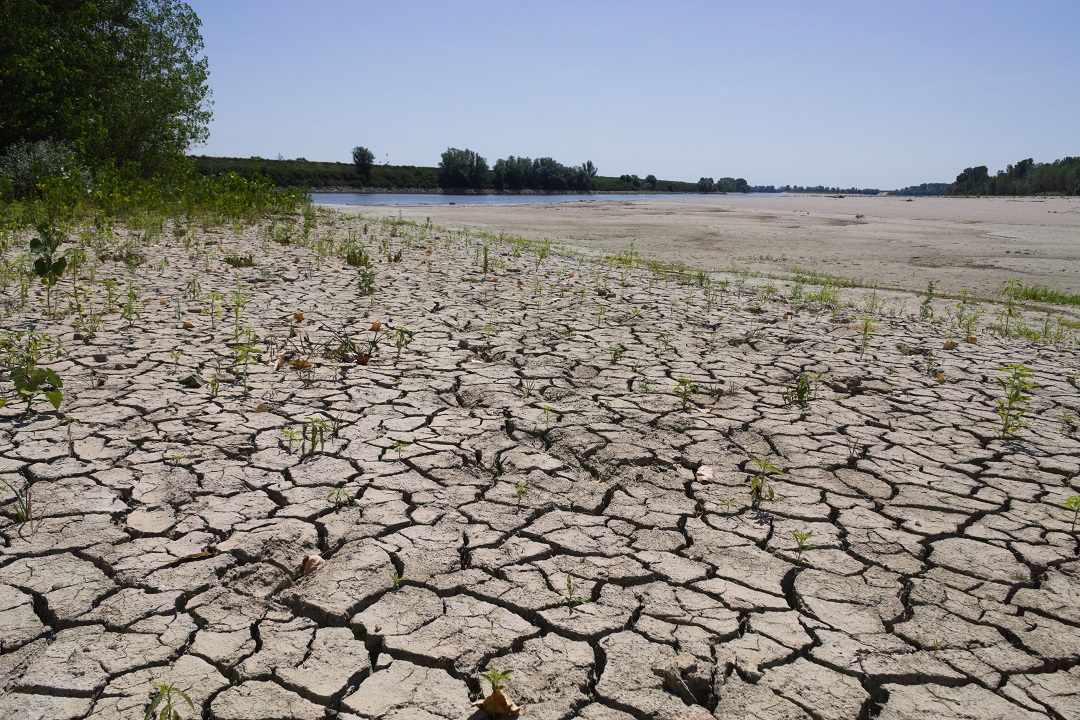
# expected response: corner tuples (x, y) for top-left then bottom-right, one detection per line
(327, 195), (1080, 298)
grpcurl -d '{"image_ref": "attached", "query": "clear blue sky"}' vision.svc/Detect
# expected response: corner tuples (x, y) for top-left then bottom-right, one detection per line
(185, 0), (1079, 190)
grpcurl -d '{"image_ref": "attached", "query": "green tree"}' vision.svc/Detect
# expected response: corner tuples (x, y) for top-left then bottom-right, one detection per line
(644, 174), (657, 190)
(351, 146), (375, 182)
(0, 0), (212, 175)
(438, 147), (487, 190)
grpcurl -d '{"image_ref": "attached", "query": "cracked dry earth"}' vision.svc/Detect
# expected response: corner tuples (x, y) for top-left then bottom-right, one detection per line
(2, 210), (1079, 720)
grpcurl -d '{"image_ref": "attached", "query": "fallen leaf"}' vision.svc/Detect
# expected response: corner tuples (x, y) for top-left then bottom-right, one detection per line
(426, 249), (432, 254)
(182, 321), (195, 329)
(294, 312), (304, 322)
(471, 691), (521, 716)
(517, 280), (523, 289)
(300, 554), (324, 576)
(254, 403), (267, 413)
(163, 551), (214, 569)
(937, 372), (946, 383)
(943, 340), (958, 350)
(491, 277), (498, 283)
(370, 322), (381, 331)
(965, 336), (977, 344)
(159, 300), (167, 306)
(290, 359), (312, 369)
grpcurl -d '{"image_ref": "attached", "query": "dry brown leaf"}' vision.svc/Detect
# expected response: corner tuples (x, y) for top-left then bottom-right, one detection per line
(370, 322), (381, 331)
(937, 372), (946, 383)
(943, 340), (958, 350)
(254, 403), (267, 413)
(965, 336), (977, 344)
(294, 312), (304, 322)
(300, 554), (324, 576)
(182, 321), (195, 329)
(471, 690), (521, 716)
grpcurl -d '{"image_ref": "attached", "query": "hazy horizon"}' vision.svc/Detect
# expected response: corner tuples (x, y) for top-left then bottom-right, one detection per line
(186, 0), (1079, 190)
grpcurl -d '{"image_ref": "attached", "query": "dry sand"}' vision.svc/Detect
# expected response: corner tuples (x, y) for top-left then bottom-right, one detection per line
(339, 194), (1080, 298)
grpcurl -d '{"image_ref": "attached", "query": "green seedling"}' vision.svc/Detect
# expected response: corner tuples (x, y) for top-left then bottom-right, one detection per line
(392, 326), (412, 357)
(609, 344), (624, 364)
(995, 363), (1037, 438)
(782, 373), (821, 407)
(392, 440), (411, 459)
(519, 378), (535, 398)
(716, 497), (737, 514)
(326, 486), (352, 507)
(791, 529), (816, 563)
(2, 364), (63, 414)
(560, 574), (592, 614)
(657, 333), (673, 354)
(673, 377), (698, 410)
(747, 454), (783, 508)
(302, 416), (328, 457)
(170, 348), (183, 373)
(479, 667), (513, 696)
(208, 378), (219, 397)
(281, 427), (301, 453)
(121, 281), (140, 327)
(31, 223), (68, 315)
(144, 683), (194, 720)
(512, 480), (530, 508)
(1061, 496), (1079, 533)
(389, 571), (406, 590)
(0, 478), (43, 533)
(858, 316), (875, 359)
(919, 279), (936, 321)
(185, 275), (201, 302)
(542, 404), (555, 427)
(203, 290), (223, 329)
(357, 268), (376, 298)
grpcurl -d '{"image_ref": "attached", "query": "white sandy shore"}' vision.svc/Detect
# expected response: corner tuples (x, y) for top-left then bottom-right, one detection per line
(326, 195), (1080, 298)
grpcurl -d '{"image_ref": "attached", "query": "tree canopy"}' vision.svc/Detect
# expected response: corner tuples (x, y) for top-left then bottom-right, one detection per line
(947, 157), (1080, 196)
(352, 146), (374, 181)
(438, 148), (488, 190)
(0, 0), (212, 175)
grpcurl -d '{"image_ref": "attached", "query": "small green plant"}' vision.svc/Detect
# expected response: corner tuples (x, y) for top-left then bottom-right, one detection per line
(512, 480), (530, 508)
(392, 326), (412, 357)
(782, 373), (821, 407)
(1062, 496), (1080, 533)
(389, 571), (406, 590)
(302, 416), (328, 457)
(995, 363), (1037, 438)
(919, 279), (936, 321)
(657, 333), (673, 354)
(170, 348), (183, 373)
(144, 683), (194, 720)
(478, 667), (513, 696)
(858, 316), (875, 359)
(0, 477), (43, 533)
(208, 377), (219, 397)
(30, 223), (68, 315)
(609, 344), (624, 364)
(121, 281), (141, 327)
(326, 486), (352, 507)
(747, 454), (782, 508)
(519, 378), (535, 398)
(185, 275), (201, 302)
(542, 404), (555, 427)
(791, 529), (816, 563)
(673, 377), (698, 410)
(559, 574), (592, 614)
(224, 252), (255, 268)
(281, 427), (301, 453)
(357, 268), (376, 298)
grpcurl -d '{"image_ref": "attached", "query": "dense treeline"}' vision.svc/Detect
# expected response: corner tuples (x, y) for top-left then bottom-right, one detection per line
(948, 157), (1080, 196)
(751, 185), (881, 195)
(193, 156), (439, 190)
(193, 155), (725, 194)
(891, 183), (950, 196)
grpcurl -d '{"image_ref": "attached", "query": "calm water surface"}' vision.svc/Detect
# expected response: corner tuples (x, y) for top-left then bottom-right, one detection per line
(312, 192), (780, 206)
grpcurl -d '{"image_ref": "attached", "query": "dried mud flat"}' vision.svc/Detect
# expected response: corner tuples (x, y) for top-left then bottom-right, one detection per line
(1, 207), (1079, 720)
(380, 194), (1080, 300)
